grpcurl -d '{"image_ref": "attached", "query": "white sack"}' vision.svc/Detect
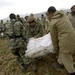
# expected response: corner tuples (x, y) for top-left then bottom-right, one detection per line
(25, 33), (54, 58)
(1, 33), (4, 37)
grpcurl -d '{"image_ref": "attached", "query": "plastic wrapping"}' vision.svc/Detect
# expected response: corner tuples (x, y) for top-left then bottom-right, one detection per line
(25, 33), (54, 58)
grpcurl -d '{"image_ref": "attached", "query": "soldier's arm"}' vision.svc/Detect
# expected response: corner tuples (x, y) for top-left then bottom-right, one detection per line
(50, 23), (59, 52)
(22, 25), (29, 43)
(34, 23), (43, 38)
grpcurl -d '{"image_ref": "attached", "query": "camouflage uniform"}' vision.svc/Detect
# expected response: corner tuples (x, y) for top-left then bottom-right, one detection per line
(27, 21), (43, 38)
(0, 20), (5, 37)
(41, 16), (49, 34)
(3, 20), (11, 38)
(27, 15), (43, 38)
(41, 15), (46, 30)
(44, 19), (49, 34)
(5, 19), (28, 67)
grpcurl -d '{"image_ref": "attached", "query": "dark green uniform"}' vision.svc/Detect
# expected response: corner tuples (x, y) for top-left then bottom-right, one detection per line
(5, 19), (28, 67)
(27, 21), (43, 38)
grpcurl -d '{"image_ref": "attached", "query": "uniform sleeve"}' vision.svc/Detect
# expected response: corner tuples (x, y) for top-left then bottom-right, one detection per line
(22, 25), (29, 43)
(34, 23), (43, 38)
(50, 24), (59, 51)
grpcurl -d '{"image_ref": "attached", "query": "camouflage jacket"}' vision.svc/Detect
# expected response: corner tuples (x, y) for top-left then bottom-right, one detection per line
(5, 19), (28, 50)
(27, 21), (43, 38)
(0, 23), (5, 32)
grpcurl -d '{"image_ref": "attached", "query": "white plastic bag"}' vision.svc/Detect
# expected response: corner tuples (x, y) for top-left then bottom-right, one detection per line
(25, 33), (54, 58)
(1, 33), (4, 37)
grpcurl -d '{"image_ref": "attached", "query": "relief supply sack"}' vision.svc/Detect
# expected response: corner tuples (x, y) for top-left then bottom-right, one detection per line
(25, 33), (54, 58)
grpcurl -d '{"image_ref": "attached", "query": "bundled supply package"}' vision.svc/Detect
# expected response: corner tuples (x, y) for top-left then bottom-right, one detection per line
(25, 33), (54, 58)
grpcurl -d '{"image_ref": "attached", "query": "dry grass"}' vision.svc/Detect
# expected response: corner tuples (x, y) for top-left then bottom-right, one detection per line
(0, 38), (73, 75)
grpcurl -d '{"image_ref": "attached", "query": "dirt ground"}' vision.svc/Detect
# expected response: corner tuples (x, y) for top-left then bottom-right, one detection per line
(0, 38), (74, 75)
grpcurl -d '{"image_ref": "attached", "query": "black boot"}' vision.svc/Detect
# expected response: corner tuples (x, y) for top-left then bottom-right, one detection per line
(20, 63), (27, 71)
(52, 63), (64, 71)
(70, 72), (75, 75)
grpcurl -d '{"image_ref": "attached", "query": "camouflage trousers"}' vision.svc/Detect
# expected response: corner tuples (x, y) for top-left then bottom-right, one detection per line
(11, 47), (26, 66)
(11, 47), (36, 70)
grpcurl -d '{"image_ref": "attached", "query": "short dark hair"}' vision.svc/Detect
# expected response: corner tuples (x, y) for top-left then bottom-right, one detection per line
(71, 5), (75, 10)
(41, 14), (44, 16)
(47, 6), (56, 13)
(17, 14), (20, 18)
(9, 13), (16, 19)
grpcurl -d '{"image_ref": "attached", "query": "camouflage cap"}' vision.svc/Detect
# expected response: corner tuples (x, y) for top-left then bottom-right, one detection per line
(30, 13), (34, 17)
(27, 15), (36, 23)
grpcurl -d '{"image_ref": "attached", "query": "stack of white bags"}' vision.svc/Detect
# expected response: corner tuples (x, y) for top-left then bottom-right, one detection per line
(25, 33), (54, 58)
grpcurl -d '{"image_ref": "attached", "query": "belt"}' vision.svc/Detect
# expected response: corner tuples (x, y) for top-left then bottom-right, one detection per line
(9, 36), (22, 39)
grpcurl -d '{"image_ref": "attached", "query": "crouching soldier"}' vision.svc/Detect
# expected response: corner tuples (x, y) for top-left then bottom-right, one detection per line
(26, 15), (43, 60)
(27, 14), (43, 38)
(0, 20), (5, 38)
(5, 13), (28, 71)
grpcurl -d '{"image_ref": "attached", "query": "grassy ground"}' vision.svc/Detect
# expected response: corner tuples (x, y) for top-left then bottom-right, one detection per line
(0, 38), (74, 75)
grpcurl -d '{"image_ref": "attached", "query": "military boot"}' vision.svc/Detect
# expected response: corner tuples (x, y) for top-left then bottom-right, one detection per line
(16, 56), (27, 71)
(20, 63), (27, 71)
(70, 72), (75, 75)
(52, 63), (64, 71)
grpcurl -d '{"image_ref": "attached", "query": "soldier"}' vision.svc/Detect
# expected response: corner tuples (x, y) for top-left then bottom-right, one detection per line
(66, 12), (70, 16)
(40, 14), (49, 34)
(40, 14), (45, 30)
(27, 15), (43, 38)
(4, 20), (11, 37)
(47, 6), (75, 75)
(5, 13), (28, 70)
(68, 5), (75, 30)
(26, 15), (44, 62)
(5, 20), (11, 24)
(25, 16), (29, 21)
(44, 18), (50, 34)
(36, 17), (41, 24)
(4, 20), (11, 30)
(30, 13), (35, 17)
(0, 20), (5, 38)
(16, 14), (23, 23)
